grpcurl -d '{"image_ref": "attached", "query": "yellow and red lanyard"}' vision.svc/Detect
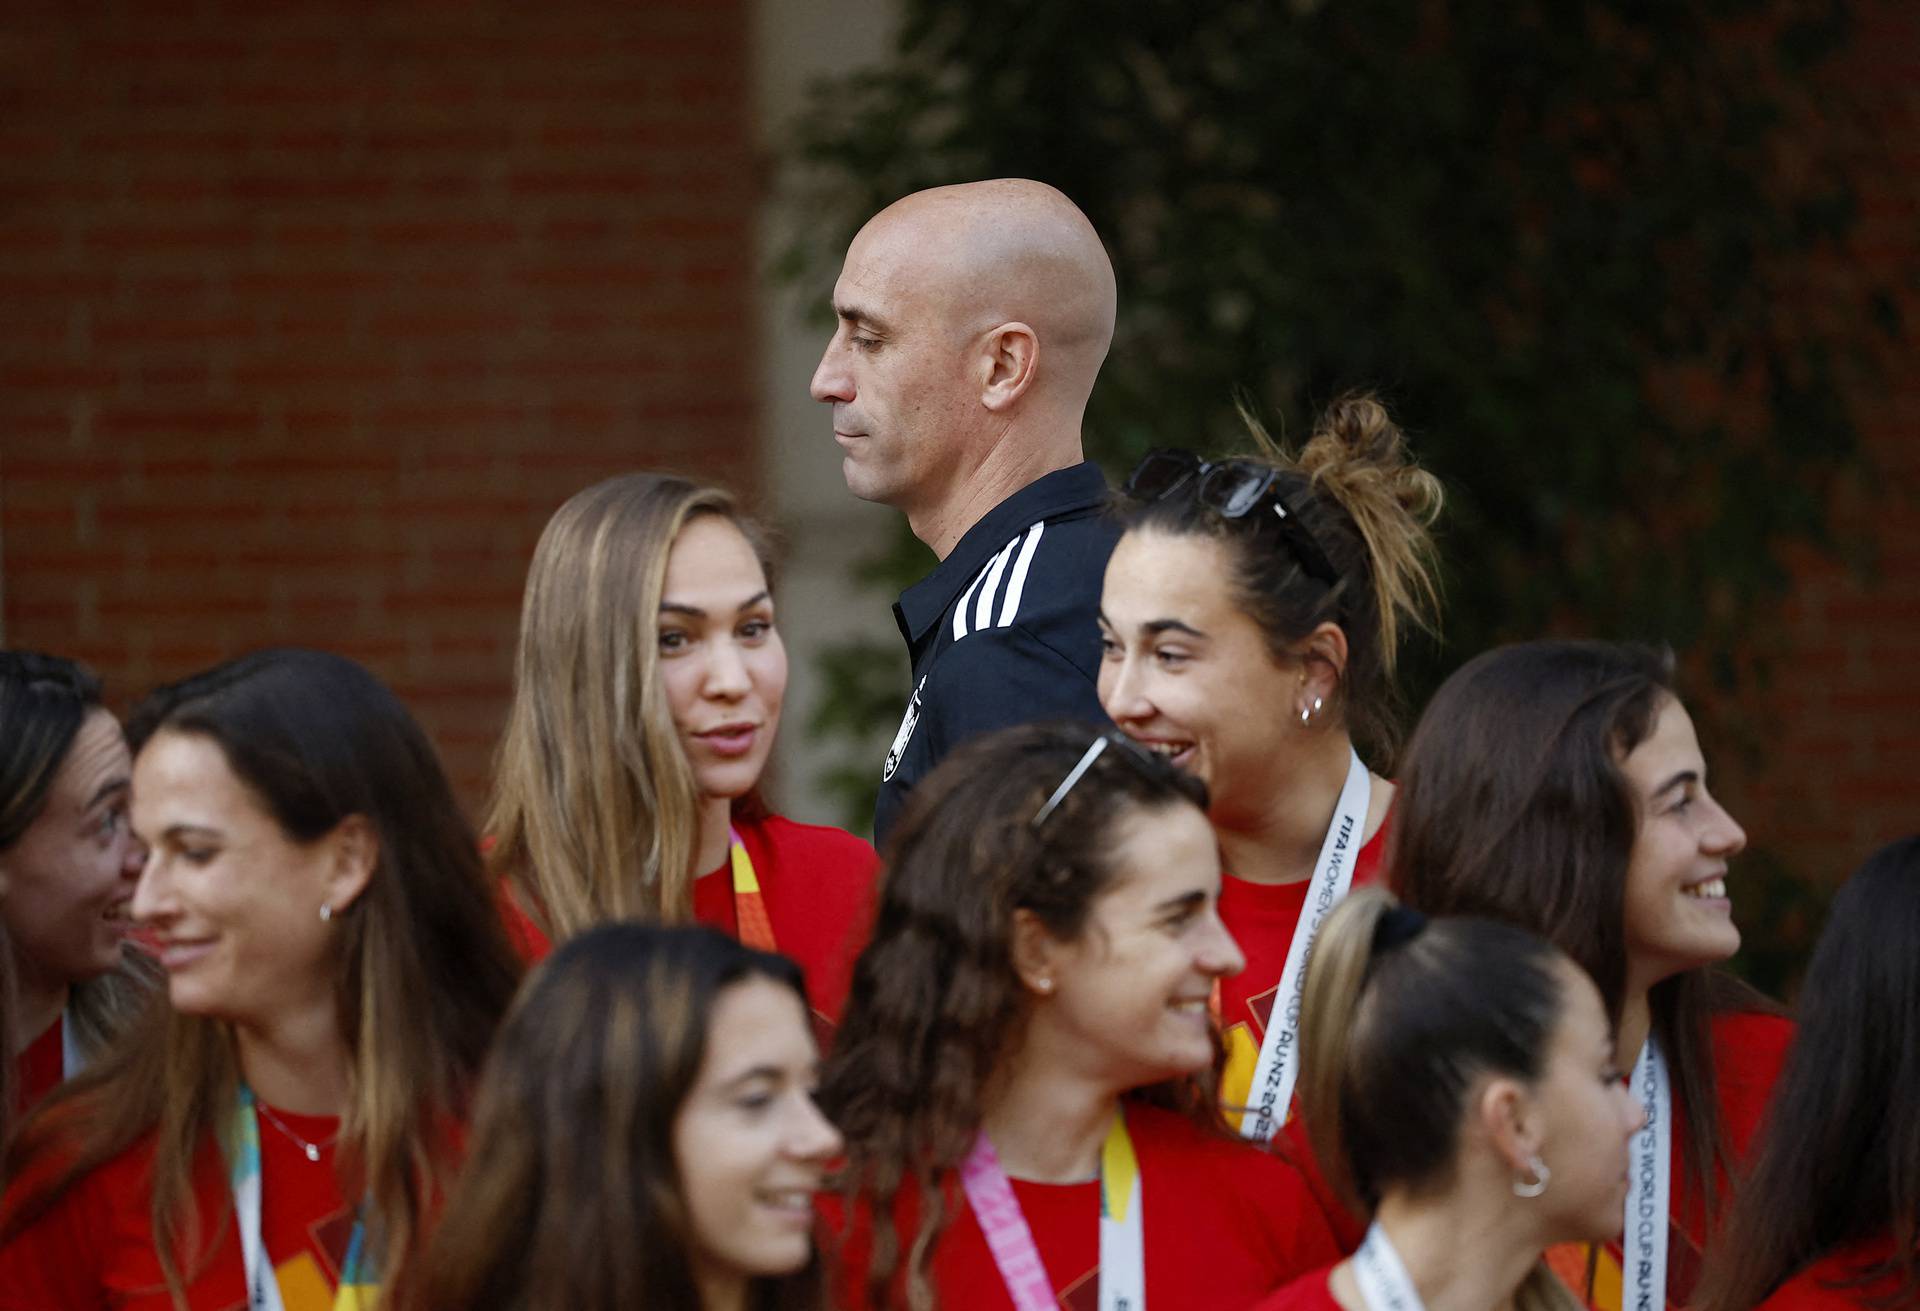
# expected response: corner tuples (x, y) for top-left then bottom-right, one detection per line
(729, 825), (777, 952)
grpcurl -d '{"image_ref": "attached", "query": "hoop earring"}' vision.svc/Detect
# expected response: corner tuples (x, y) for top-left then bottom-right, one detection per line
(1512, 1153), (1550, 1198)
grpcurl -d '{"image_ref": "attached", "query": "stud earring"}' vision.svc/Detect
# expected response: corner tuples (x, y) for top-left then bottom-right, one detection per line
(1512, 1153), (1550, 1198)
(319, 903), (333, 923)
(1299, 695), (1324, 727)
(1034, 976), (1053, 995)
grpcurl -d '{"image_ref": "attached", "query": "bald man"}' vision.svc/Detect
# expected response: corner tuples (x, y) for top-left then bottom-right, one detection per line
(811, 179), (1121, 843)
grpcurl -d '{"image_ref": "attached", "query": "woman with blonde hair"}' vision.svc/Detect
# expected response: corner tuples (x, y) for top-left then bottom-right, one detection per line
(0, 649), (522, 1308)
(487, 473), (876, 1021)
(1254, 889), (1645, 1311)
(407, 922), (842, 1311)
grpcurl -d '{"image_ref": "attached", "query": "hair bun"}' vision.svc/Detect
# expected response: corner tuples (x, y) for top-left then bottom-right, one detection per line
(1298, 393), (1444, 526)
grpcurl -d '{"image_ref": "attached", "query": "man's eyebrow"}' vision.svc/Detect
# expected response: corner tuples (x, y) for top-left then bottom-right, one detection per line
(834, 302), (893, 335)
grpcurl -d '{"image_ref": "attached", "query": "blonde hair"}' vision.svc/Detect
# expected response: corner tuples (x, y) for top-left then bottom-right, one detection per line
(486, 473), (772, 939)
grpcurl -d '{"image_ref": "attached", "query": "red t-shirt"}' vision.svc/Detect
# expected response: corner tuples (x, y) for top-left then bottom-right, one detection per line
(0, 1107), (357, 1311)
(1757, 1238), (1913, 1311)
(1217, 821), (1389, 1252)
(1545, 1008), (1796, 1311)
(825, 1103), (1340, 1311)
(14, 1014), (64, 1118)
(1215, 821), (1388, 1113)
(500, 813), (879, 1024)
(1253, 1264), (1344, 1311)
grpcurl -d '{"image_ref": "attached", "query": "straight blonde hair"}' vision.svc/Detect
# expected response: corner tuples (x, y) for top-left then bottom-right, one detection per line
(486, 473), (772, 940)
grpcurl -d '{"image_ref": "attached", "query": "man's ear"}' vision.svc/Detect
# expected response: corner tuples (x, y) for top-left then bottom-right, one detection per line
(1291, 621), (1350, 722)
(979, 322), (1040, 412)
(322, 814), (379, 916)
(1009, 906), (1062, 998)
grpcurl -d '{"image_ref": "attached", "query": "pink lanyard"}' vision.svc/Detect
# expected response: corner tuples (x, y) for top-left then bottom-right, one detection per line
(960, 1133), (1061, 1311)
(959, 1109), (1144, 1311)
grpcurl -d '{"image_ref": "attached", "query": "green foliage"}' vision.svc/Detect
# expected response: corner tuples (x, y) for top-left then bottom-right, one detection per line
(783, 0), (1899, 967)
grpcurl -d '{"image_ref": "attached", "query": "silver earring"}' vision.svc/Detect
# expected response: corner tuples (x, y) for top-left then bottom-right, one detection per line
(1299, 695), (1324, 727)
(1512, 1153), (1550, 1198)
(319, 903), (333, 923)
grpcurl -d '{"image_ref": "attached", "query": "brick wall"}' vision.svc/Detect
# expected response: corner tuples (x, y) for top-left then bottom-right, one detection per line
(1, 1), (1912, 876)
(0, 0), (759, 804)
(1718, 0), (1920, 890)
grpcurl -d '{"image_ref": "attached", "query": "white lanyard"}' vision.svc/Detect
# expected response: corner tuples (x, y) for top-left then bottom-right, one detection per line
(1623, 1038), (1672, 1311)
(59, 1004), (85, 1079)
(1352, 1223), (1426, 1311)
(232, 1089), (288, 1311)
(227, 1087), (372, 1311)
(960, 1108), (1145, 1311)
(1238, 747), (1371, 1141)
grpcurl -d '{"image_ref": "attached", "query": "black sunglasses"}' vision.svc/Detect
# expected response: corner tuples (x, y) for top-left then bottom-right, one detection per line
(1122, 449), (1339, 587)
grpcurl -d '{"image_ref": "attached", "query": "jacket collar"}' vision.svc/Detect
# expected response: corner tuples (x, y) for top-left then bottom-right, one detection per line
(894, 462), (1111, 642)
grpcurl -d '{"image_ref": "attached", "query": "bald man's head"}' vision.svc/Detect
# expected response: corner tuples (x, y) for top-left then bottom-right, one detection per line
(811, 180), (1117, 534)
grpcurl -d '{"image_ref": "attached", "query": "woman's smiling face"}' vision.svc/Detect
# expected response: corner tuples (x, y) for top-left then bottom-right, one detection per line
(1097, 527), (1302, 827)
(1617, 695), (1747, 992)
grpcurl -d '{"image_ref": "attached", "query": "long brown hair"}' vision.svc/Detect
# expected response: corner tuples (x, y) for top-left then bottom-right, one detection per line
(0, 650), (157, 1100)
(820, 722), (1214, 1311)
(1299, 889), (1583, 1311)
(1121, 391), (1444, 758)
(1387, 640), (1777, 1246)
(485, 472), (775, 939)
(407, 922), (825, 1311)
(0, 649), (523, 1307)
(1696, 836), (1920, 1311)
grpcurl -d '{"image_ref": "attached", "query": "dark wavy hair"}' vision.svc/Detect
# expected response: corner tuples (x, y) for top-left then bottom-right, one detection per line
(1388, 640), (1777, 1259)
(3, 649), (523, 1306)
(1696, 835), (1920, 1311)
(406, 923), (825, 1311)
(1118, 392), (1443, 758)
(820, 721), (1212, 1311)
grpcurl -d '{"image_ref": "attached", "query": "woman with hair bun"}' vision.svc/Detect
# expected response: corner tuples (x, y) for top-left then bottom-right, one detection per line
(0, 649), (523, 1309)
(822, 721), (1337, 1311)
(1099, 393), (1442, 1161)
(1389, 640), (1790, 1311)
(1254, 888), (1645, 1311)
(407, 923), (843, 1311)
(487, 472), (876, 1022)
(0, 651), (156, 1122)
(1696, 835), (1920, 1311)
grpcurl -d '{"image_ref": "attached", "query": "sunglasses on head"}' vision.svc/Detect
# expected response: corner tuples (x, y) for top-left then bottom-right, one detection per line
(1122, 449), (1340, 587)
(1031, 730), (1177, 827)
